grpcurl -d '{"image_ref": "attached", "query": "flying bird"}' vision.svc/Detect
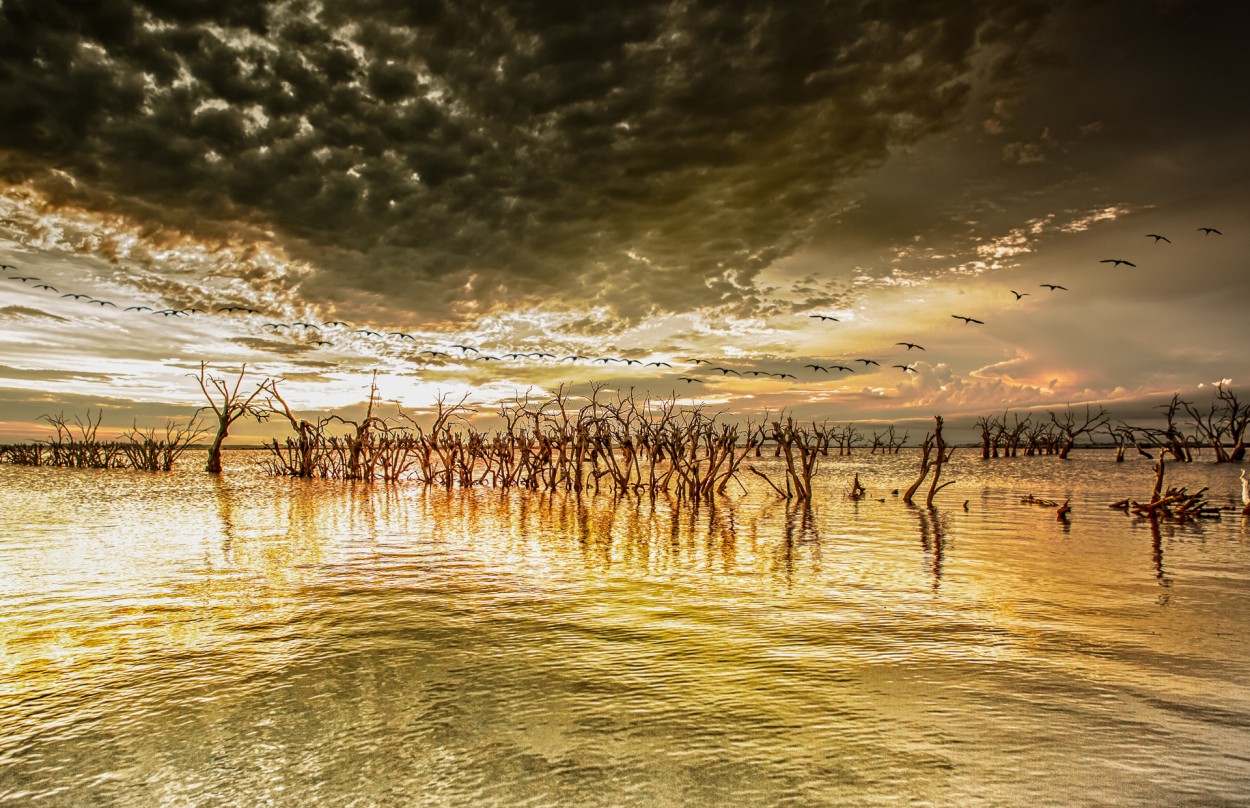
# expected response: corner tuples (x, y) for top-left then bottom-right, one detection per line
(0, 264), (16, 271)
(1010, 290), (1029, 300)
(450, 345), (479, 353)
(420, 350), (450, 358)
(952, 315), (984, 324)
(855, 359), (880, 366)
(264, 323), (290, 330)
(9, 276), (38, 282)
(1197, 227), (1222, 235)
(678, 377), (704, 384)
(311, 340), (333, 347)
(646, 361), (672, 367)
(809, 315), (839, 322)
(529, 352), (556, 359)
(125, 305), (154, 312)
(1100, 259), (1136, 267)
(323, 321), (349, 327)
(686, 358), (714, 365)
(89, 299), (117, 307)
(829, 364), (855, 373)
(355, 329), (382, 337)
(805, 364), (829, 372)
(1145, 234), (1171, 243)
(1039, 284), (1067, 291)
(893, 364), (917, 373)
(896, 342), (925, 351)
(61, 293), (92, 300)
(389, 332), (417, 340)
(33, 284), (57, 292)
(771, 373), (797, 380)
(561, 355), (591, 362)
(745, 370), (771, 376)
(711, 367), (742, 376)
(293, 322), (321, 330)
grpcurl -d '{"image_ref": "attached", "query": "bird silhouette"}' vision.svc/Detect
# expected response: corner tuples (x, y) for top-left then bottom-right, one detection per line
(829, 364), (855, 372)
(1145, 234), (1171, 243)
(476, 355), (501, 361)
(0, 264), (16, 271)
(450, 344), (478, 353)
(1010, 290), (1029, 300)
(293, 322), (321, 330)
(61, 293), (92, 300)
(33, 284), (57, 292)
(125, 305), (154, 312)
(1039, 284), (1067, 291)
(561, 355), (590, 362)
(9, 276), (37, 282)
(1100, 259), (1136, 267)
(646, 361), (672, 367)
(711, 367), (741, 376)
(502, 353), (528, 359)
(420, 350), (450, 358)
(771, 373), (797, 379)
(896, 342), (925, 351)
(952, 315), (985, 324)
(678, 377), (704, 383)
(311, 340), (333, 347)
(805, 364), (829, 372)
(1198, 227), (1222, 235)
(264, 323), (290, 330)
(686, 358), (713, 365)
(745, 370), (770, 376)
(893, 364), (917, 373)
(855, 358), (880, 366)
(356, 329), (382, 337)
(89, 299), (117, 307)
(809, 315), (839, 322)
(389, 332), (417, 340)
(323, 320), (349, 327)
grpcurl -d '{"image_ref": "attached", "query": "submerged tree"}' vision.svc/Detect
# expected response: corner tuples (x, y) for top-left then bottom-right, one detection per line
(195, 362), (272, 474)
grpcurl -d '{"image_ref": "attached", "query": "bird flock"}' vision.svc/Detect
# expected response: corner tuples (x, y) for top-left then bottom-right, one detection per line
(1, 223), (1224, 388)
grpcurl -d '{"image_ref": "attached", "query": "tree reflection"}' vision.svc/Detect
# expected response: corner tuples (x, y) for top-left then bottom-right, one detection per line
(915, 507), (947, 593)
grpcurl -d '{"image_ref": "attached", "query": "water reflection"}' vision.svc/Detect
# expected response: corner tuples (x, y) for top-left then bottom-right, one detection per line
(914, 507), (948, 593)
(4, 457), (1250, 806)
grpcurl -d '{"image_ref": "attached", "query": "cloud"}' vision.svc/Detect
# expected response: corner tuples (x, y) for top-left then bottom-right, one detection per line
(0, 1), (1058, 322)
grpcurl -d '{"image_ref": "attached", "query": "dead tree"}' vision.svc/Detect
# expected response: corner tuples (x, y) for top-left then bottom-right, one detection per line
(1155, 394), (1193, 461)
(1050, 404), (1110, 459)
(1216, 384), (1248, 462)
(195, 362), (272, 474)
(903, 416), (955, 506)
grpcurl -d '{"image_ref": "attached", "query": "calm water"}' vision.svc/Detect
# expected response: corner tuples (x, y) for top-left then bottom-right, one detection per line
(2, 450), (1249, 806)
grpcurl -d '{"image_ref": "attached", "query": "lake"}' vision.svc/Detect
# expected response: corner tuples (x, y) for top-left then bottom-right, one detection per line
(2, 450), (1248, 806)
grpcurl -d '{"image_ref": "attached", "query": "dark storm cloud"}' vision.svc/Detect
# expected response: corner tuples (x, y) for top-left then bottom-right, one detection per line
(0, 0), (1059, 320)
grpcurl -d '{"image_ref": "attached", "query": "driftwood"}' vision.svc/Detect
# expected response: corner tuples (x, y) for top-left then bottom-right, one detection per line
(1119, 456), (1223, 520)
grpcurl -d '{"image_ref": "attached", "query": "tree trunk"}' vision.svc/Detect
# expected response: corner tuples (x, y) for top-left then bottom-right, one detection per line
(205, 422), (228, 474)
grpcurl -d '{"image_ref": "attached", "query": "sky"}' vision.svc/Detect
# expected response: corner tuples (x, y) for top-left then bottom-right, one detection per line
(1, 0), (1248, 442)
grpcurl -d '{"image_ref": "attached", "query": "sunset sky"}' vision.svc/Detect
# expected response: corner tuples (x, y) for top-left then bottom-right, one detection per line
(1, 0), (1247, 441)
